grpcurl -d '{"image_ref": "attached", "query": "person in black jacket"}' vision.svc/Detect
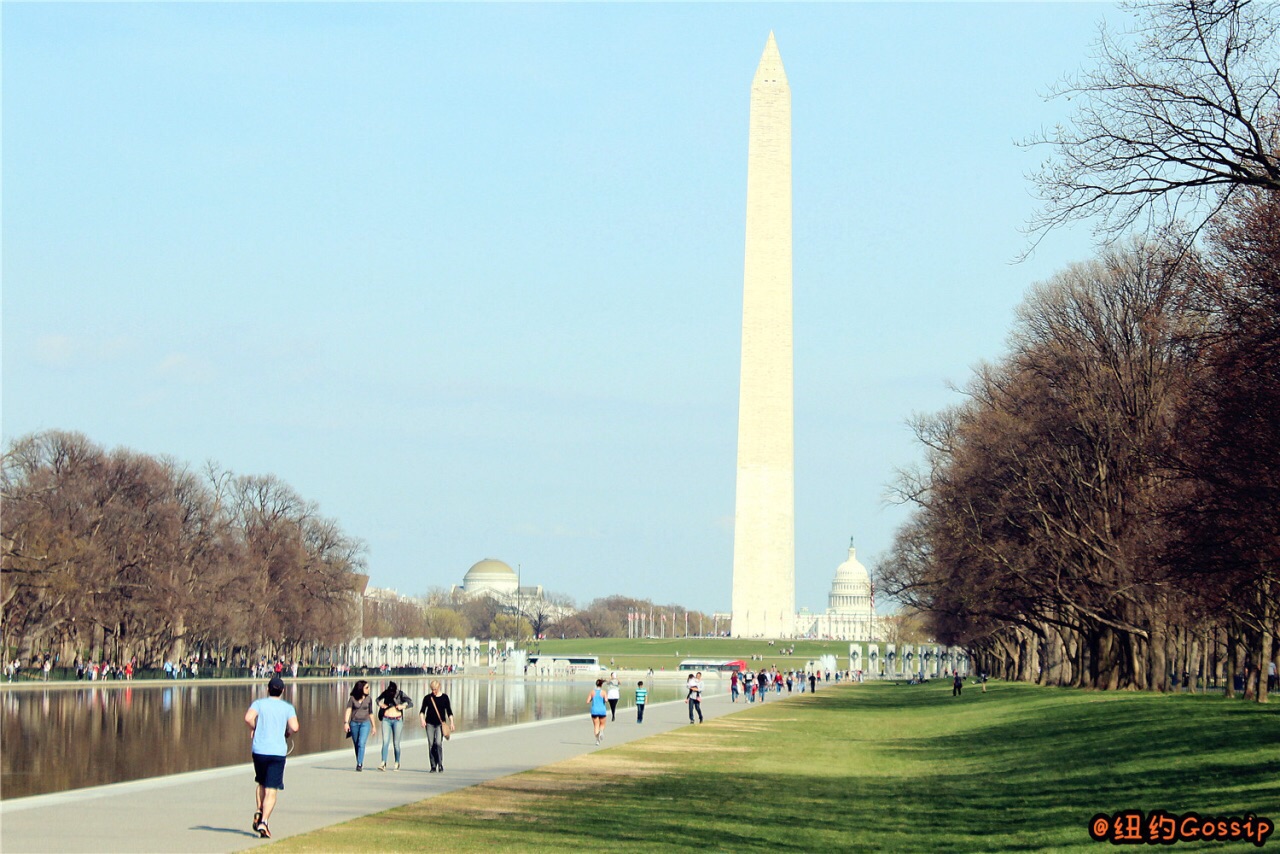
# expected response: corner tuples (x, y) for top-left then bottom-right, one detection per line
(376, 681), (411, 770)
(418, 679), (455, 773)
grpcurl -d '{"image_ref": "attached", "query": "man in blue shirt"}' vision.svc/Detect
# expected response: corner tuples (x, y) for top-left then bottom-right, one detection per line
(244, 676), (300, 839)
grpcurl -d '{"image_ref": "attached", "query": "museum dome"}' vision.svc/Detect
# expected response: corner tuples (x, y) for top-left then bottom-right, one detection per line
(463, 558), (519, 594)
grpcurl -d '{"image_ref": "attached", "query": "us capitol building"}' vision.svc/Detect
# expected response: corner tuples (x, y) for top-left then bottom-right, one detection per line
(794, 541), (879, 641)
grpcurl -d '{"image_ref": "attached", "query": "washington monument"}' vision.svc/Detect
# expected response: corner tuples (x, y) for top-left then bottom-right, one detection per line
(731, 33), (794, 638)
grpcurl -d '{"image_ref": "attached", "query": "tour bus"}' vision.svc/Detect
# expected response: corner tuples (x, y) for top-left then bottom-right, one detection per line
(526, 655), (605, 674)
(678, 659), (747, 673)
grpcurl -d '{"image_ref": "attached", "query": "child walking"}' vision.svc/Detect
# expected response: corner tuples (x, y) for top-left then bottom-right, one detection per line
(635, 681), (647, 723)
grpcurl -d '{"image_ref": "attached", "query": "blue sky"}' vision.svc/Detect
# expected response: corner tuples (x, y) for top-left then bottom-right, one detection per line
(3, 2), (1110, 615)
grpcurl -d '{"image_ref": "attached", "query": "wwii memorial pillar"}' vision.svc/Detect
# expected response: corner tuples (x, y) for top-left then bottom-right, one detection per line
(731, 33), (795, 639)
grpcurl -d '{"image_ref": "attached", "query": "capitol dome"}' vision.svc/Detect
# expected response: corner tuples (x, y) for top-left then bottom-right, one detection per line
(829, 544), (872, 613)
(463, 558), (519, 595)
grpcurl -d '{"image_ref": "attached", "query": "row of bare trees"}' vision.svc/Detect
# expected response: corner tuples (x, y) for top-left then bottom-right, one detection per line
(880, 0), (1278, 700)
(363, 591), (712, 642)
(1, 431), (364, 668)
(1, 429), (717, 661)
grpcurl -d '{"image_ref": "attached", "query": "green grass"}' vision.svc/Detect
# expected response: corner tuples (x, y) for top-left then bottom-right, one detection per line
(276, 681), (1280, 852)
(528, 636), (852, 673)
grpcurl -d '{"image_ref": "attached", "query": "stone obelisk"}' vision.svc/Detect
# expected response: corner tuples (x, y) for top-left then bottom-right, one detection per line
(731, 33), (794, 638)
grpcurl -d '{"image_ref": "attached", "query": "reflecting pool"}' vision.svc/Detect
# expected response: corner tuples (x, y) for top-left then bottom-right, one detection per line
(1, 676), (689, 799)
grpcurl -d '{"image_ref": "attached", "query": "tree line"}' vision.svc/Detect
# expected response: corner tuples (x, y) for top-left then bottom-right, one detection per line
(364, 591), (714, 643)
(1, 430), (364, 669)
(0, 430), (720, 668)
(879, 0), (1278, 701)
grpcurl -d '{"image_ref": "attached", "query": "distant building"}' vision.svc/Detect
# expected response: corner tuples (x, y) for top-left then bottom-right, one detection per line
(454, 558), (539, 600)
(794, 541), (879, 641)
(452, 558), (571, 624)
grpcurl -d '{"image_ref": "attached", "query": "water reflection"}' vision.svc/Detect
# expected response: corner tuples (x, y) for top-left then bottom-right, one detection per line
(1, 678), (685, 799)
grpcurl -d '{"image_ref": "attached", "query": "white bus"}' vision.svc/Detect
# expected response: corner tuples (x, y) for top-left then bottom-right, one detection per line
(527, 655), (605, 674)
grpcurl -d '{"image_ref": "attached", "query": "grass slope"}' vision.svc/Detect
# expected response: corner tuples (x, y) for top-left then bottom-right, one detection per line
(276, 681), (1279, 852)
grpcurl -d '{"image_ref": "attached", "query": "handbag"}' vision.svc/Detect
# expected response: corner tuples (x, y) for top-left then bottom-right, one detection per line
(429, 695), (451, 740)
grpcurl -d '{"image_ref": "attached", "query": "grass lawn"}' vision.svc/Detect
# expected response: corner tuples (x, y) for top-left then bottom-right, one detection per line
(275, 681), (1279, 852)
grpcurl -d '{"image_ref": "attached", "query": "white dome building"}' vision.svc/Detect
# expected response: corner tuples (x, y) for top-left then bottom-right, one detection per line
(452, 559), (574, 629)
(461, 558), (520, 597)
(829, 546), (873, 614)
(795, 540), (878, 641)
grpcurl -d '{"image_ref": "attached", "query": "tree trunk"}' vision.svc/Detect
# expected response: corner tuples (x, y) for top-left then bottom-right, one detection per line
(1258, 625), (1272, 704)
(1201, 630), (1211, 694)
(1094, 627), (1123, 690)
(1042, 624), (1069, 686)
(1125, 631), (1145, 691)
(1149, 620), (1168, 692)
(1019, 629), (1039, 682)
(1258, 579), (1273, 704)
(1225, 631), (1239, 699)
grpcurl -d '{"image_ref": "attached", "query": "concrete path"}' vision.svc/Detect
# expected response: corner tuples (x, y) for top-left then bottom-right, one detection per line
(1, 690), (765, 853)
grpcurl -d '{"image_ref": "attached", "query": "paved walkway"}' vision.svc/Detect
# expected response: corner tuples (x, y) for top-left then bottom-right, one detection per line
(1, 690), (762, 853)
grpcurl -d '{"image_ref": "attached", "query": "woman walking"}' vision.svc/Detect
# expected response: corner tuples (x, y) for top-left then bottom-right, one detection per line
(419, 679), (455, 773)
(588, 678), (609, 745)
(606, 672), (621, 721)
(343, 680), (377, 771)
(376, 681), (411, 771)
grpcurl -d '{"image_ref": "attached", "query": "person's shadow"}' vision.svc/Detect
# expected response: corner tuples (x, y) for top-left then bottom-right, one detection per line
(191, 825), (260, 839)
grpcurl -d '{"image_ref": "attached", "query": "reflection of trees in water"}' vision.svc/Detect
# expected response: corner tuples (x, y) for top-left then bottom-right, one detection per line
(0, 679), (690, 799)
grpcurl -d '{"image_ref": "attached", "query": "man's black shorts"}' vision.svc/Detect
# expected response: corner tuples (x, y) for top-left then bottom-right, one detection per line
(252, 753), (286, 790)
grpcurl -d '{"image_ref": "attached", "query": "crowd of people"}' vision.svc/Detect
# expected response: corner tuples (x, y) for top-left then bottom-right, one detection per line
(727, 666), (838, 702)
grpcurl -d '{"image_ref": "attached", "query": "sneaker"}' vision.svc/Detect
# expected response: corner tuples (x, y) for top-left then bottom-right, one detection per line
(356, 764), (362, 771)
(394, 762), (400, 771)
(257, 822), (271, 839)
(379, 762), (386, 772)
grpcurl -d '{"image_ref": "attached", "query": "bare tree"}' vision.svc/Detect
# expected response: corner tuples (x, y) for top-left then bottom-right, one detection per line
(1169, 186), (1280, 702)
(1, 432), (107, 662)
(1025, 0), (1280, 249)
(523, 591), (574, 639)
(885, 241), (1199, 689)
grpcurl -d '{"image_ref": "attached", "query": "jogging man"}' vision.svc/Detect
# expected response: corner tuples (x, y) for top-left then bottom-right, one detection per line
(245, 675), (300, 839)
